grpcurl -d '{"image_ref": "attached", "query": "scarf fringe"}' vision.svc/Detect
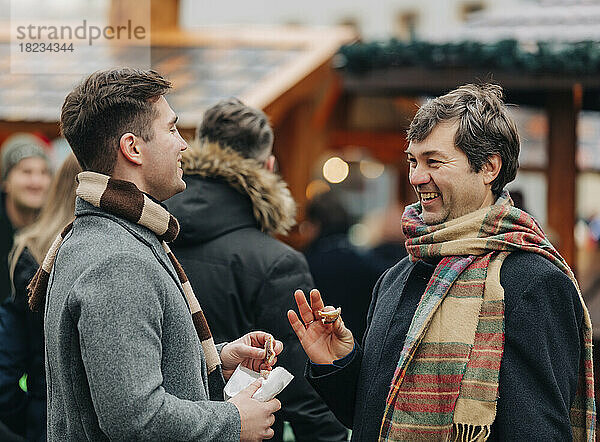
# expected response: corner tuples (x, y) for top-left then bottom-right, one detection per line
(28, 224), (72, 311)
(451, 424), (490, 442)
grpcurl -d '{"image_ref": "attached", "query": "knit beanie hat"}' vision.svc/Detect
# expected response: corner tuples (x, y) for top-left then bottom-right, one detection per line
(1, 133), (50, 181)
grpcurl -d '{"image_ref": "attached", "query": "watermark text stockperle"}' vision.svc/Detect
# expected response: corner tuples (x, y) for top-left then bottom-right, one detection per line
(15, 19), (146, 49)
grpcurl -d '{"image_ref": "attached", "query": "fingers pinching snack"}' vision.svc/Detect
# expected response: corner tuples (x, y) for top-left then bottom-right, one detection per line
(264, 336), (276, 366)
(317, 307), (341, 324)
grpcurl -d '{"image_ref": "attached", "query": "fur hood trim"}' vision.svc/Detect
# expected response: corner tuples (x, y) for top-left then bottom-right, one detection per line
(181, 141), (296, 235)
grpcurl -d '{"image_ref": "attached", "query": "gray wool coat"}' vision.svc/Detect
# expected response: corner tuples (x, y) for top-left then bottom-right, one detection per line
(44, 198), (241, 441)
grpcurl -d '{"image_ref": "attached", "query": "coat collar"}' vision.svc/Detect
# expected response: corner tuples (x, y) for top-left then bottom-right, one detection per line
(74, 198), (180, 281)
(180, 142), (296, 235)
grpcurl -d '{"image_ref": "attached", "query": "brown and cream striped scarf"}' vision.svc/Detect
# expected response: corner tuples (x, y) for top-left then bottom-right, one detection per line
(28, 171), (221, 374)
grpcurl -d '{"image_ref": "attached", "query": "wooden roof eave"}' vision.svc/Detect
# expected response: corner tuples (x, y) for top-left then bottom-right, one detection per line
(342, 66), (600, 109)
(153, 26), (357, 128)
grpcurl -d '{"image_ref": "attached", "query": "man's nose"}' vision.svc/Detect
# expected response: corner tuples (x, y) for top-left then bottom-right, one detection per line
(409, 164), (430, 186)
(178, 134), (188, 152)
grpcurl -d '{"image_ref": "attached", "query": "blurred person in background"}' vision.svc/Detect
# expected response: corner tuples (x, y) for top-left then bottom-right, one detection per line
(0, 135), (52, 303)
(166, 98), (348, 442)
(359, 202), (407, 274)
(0, 154), (80, 441)
(302, 192), (381, 344)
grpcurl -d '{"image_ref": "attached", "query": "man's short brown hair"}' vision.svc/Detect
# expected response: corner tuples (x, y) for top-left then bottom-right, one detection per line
(197, 98), (273, 161)
(60, 68), (172, 174)
(407, 83), (520, 196)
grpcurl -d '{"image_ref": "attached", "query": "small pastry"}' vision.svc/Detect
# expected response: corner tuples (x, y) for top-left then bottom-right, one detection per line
(318, 307), (341, 324)
(264, 336), (276, 366)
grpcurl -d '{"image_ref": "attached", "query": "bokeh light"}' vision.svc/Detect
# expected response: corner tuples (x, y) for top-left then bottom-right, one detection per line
(359, 159), (385, 179)
(305, 179), (331, 199)
(348, 223), (369, 247)
(323, 157), (349, 184)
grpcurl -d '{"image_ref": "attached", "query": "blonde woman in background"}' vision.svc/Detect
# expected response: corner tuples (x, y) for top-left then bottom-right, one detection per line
(0, 154), (80, 441)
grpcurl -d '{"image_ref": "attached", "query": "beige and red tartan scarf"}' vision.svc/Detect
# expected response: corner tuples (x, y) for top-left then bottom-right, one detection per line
(379, 191), (595, 441)
(28, 171), (221, 374)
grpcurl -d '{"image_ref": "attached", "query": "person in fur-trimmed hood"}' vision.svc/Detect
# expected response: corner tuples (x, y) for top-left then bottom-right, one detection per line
(165, 98), (348, 442)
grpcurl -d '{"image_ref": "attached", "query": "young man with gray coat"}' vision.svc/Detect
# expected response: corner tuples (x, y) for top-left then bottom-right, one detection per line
(34, 68), (282, 442)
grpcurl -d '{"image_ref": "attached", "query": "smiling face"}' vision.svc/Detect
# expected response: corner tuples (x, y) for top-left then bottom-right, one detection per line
(137, 96), (188, 201)
(406, 121), (499, 225)
(4, 156), (52, 211)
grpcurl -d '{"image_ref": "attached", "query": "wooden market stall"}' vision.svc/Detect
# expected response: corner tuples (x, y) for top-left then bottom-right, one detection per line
(327, 2), (600, 268)
(0, 0), (355, 248)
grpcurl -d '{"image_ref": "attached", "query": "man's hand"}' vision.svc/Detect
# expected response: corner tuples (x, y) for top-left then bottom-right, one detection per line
(221, 331), (283, 381)
(229, 379), (281, 441)
(287, 289), (354, 364)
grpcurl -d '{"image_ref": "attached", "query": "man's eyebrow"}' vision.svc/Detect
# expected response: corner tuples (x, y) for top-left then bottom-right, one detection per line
(404, 149), (449, 158)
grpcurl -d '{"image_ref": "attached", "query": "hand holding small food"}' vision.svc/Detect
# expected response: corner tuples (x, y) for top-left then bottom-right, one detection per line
(221, 332), (283, 381)
(317, 307), (342, 324)
(287, 289), (354, 364)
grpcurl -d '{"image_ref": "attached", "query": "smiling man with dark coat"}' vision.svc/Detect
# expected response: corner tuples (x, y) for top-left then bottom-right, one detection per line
(288, 84), (596, 441)
(166, 98), (348, 442)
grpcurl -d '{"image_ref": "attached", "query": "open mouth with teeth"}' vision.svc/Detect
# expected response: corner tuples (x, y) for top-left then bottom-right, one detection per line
(420, 192), (441, 202)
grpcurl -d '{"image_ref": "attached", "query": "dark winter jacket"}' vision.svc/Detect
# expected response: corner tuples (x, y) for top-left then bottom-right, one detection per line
(0, 248), (44, 441)
(0, 192), (16, 303)
(166, 142), (348, 442)
(304, 234), (382, 343)
(308, 251), (584, 441)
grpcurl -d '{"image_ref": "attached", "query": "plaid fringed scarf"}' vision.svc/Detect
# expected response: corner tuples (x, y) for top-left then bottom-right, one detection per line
(379, 191), (595, 442)
(28, 171), (221, 374)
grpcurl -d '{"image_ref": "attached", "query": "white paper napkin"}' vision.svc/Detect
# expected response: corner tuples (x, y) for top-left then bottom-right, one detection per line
(224, 364), (294, 402)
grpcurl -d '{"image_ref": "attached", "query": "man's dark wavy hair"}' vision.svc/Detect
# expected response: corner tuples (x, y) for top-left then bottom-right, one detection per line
(407, 83), (520, 196)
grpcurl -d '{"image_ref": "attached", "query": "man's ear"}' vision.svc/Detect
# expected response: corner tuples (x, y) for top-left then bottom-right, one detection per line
(265, 155), (276, 172)
(119, 133), (142, 166)
(482, 154), (502, 185)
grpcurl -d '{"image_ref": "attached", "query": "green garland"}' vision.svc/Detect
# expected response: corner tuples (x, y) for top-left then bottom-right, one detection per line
(338, 39), (600, 75)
